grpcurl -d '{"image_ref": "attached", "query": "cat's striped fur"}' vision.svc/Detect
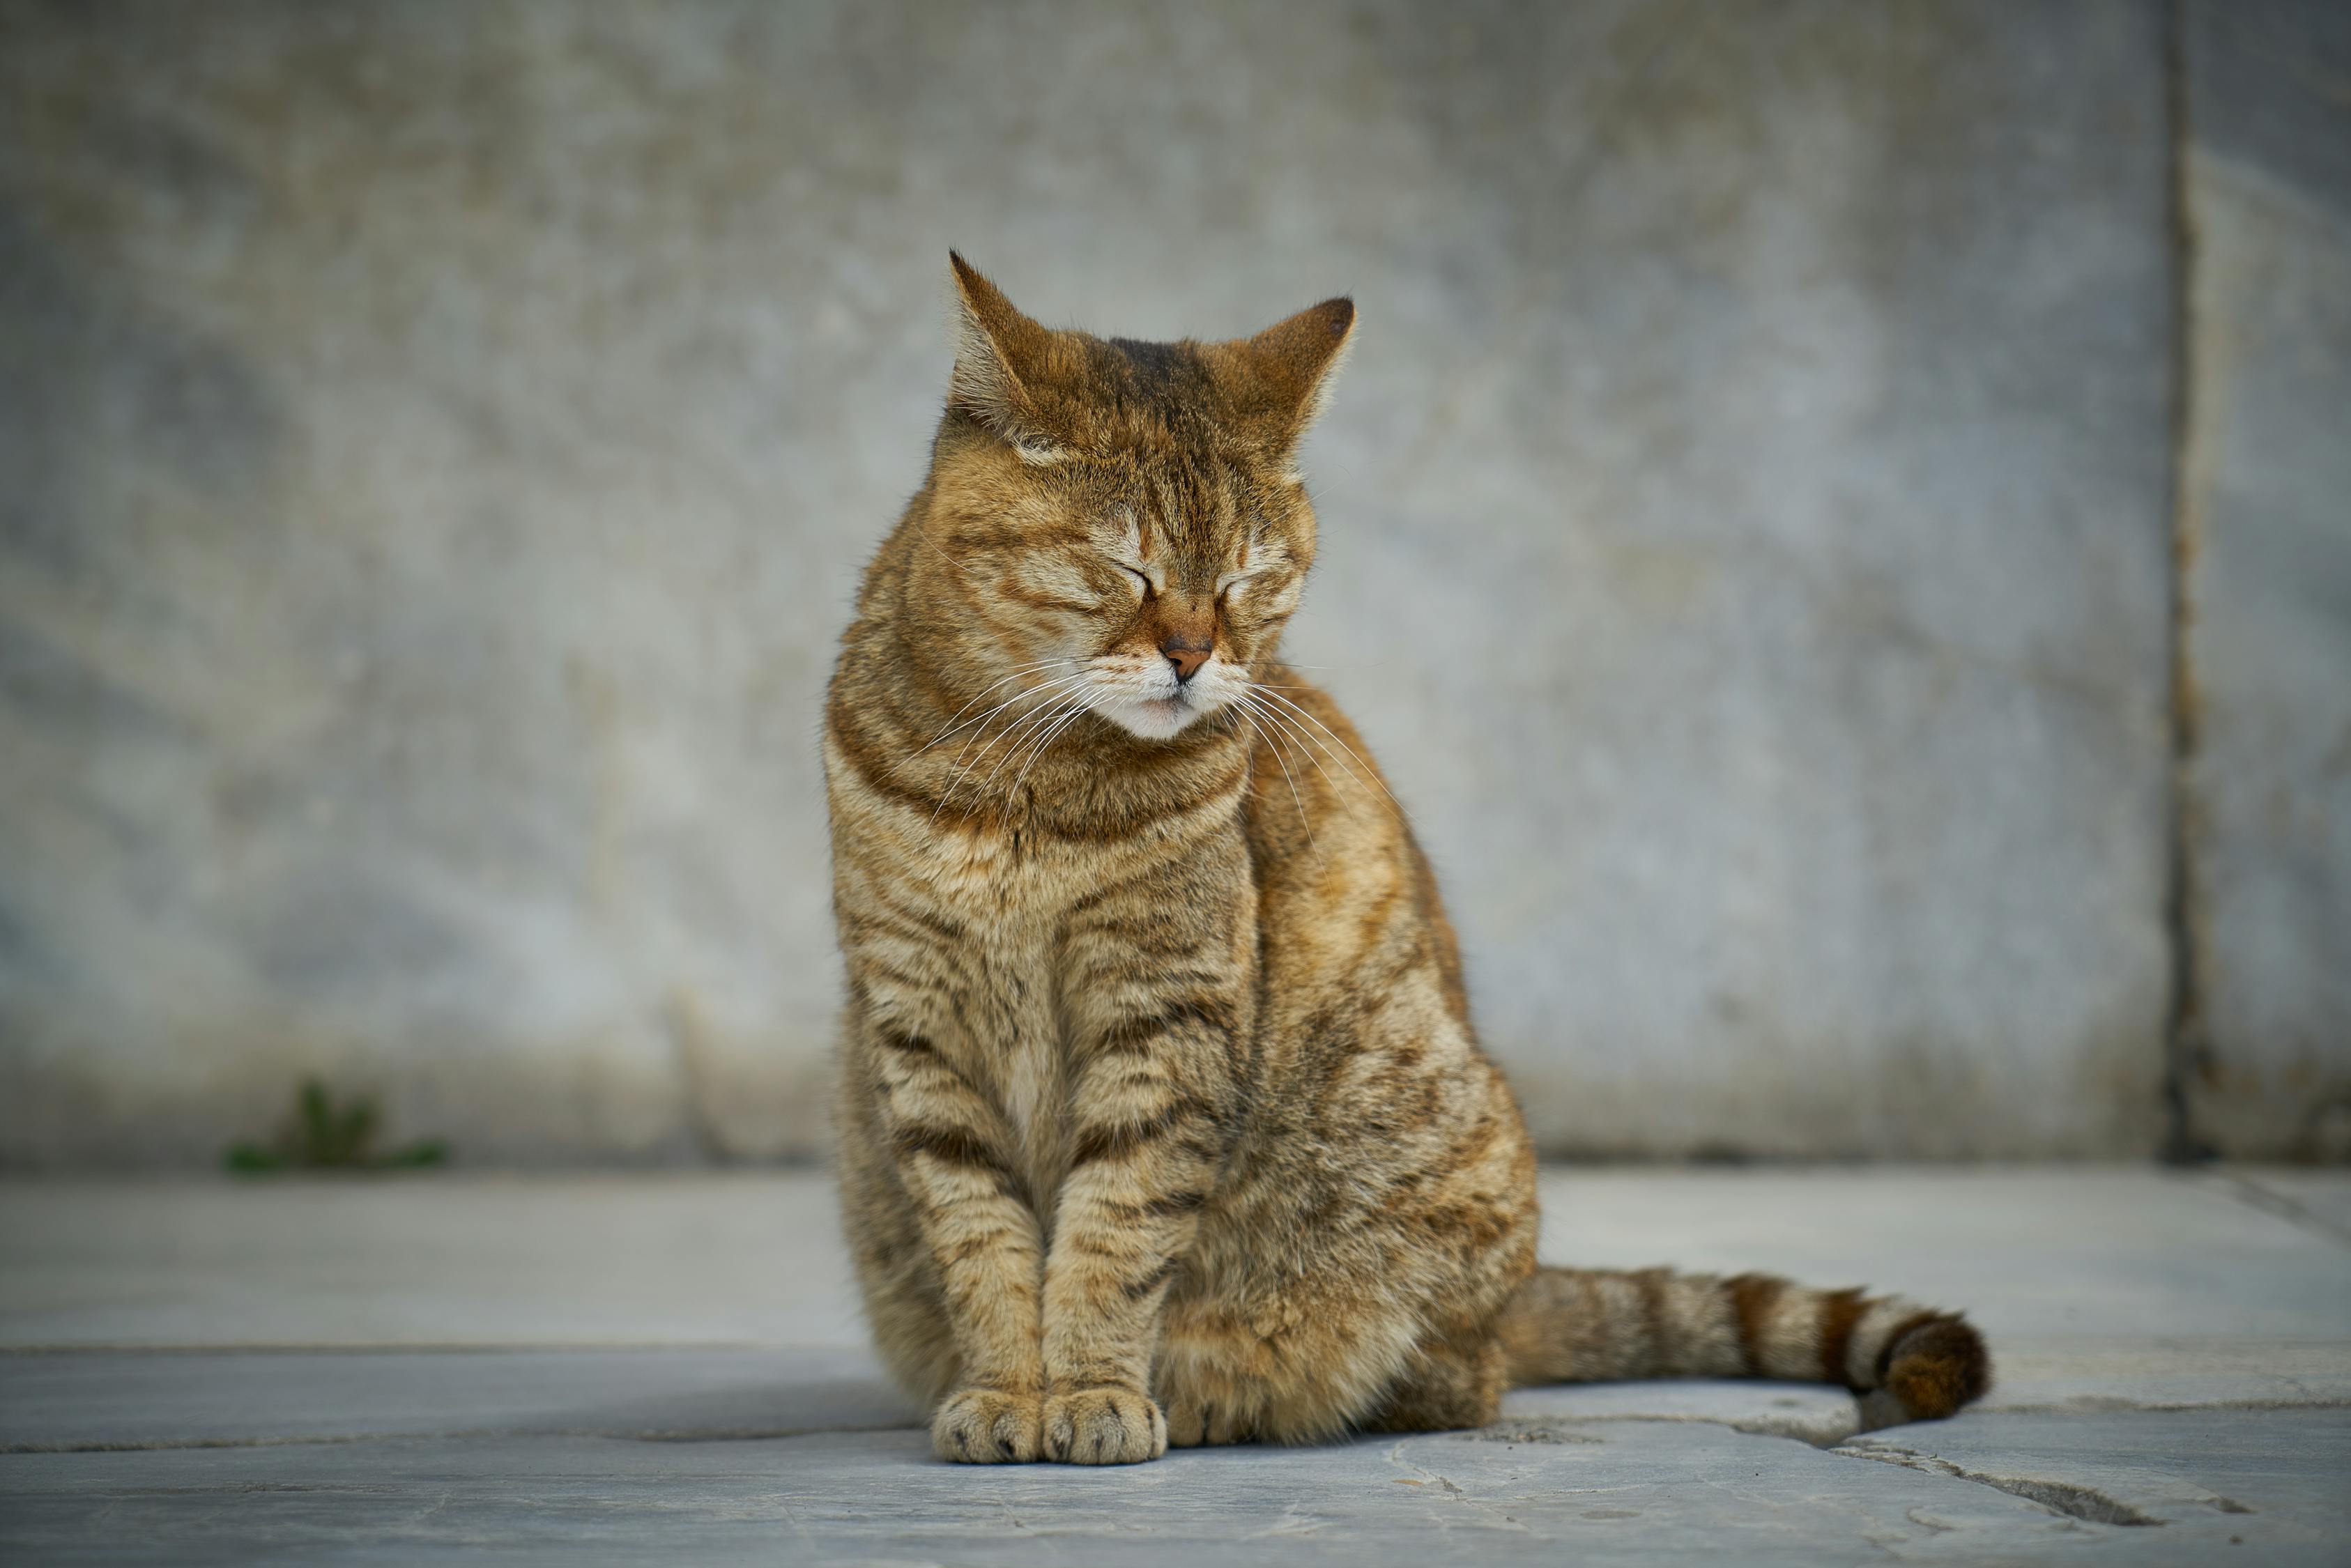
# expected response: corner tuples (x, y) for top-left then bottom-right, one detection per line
(825, 257), (1989, 1464)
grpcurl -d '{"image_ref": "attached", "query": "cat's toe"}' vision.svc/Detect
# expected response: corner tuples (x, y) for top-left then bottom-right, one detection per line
(1163, 1391), (1254, 1447)
(1043, 1385), (1167, 1465)
(931, 1388), (1043, 1463)
(1163, 1394), (1207, 1448)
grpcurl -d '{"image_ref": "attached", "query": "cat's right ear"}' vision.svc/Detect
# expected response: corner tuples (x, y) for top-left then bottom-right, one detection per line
(1242, 295), (1355, 455)
(947, 253), (1064, 464)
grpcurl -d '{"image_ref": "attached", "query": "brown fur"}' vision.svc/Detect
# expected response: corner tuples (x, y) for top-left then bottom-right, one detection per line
(826, 257), (1989, 1464)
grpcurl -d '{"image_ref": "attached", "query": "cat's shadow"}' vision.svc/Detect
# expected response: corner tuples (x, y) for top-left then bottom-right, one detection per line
(515, 1348), (920, 1441)
(565, 1373), (920, 1440)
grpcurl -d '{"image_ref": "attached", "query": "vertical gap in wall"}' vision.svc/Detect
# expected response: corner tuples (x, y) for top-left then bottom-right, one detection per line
(2159, 0), (2213, 1165)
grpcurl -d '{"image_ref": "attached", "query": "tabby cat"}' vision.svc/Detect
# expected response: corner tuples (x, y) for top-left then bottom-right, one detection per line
(824, 256), (1989, 1465)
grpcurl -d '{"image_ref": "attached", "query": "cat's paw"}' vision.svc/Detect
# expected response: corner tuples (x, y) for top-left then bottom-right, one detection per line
(931, 1388), (1043, 1463)
(1163, 1390), (1253, 1448)
(1042, 1385), (1167, 1465)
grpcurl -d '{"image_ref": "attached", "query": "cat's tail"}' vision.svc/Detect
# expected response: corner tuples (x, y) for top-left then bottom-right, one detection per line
(1496, 1266), (1990, 1422)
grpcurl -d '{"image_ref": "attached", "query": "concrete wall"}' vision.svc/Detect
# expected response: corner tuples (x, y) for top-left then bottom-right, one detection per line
(0, 1), (2337, 1164)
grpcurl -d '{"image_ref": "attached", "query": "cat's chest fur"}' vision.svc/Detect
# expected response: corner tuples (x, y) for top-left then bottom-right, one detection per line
(828, 719), (1250, 1190)
(903, 822), (1170, 1176)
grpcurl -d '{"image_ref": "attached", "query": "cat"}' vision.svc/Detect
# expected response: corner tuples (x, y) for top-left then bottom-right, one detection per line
(824, 255), (1989, 1465)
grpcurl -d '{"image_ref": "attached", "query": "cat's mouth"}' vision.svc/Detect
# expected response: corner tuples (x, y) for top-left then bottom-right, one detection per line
(1083, 656), (1237, 741)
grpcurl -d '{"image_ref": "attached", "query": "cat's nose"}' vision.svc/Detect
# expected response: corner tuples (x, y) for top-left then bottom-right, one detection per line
(1161, 636), (1212, 684)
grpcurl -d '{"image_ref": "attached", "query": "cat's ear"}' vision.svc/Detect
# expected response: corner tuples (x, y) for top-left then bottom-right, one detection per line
(1243, 297), (1355, 451)
(947, 252), (1064, 463)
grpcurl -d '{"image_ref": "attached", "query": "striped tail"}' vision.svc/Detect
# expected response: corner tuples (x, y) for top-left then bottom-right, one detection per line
(1496, 1266), (1991, 1423)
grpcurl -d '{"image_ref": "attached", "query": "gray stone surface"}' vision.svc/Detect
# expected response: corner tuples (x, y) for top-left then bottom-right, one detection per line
(0, 0), (2191, 1164)
(10, 1169), (2350, 1374)
(0, 1174), (861, 1348)
(2177, 0), (2351, 1160)
(0, 1349), (918, 1452)
(8, 1415), (2346, 1566)
(3, 1169), (2348, 1563)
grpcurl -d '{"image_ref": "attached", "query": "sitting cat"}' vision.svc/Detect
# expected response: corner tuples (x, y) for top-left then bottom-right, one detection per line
(824, 255), (1989, 1465)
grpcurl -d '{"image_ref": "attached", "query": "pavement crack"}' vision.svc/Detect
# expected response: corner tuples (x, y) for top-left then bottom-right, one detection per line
(1383, 1434), (1536, 1533)
(1460, 1419), (1602, 1445)
(1487, 1408), (1859, 1447)
(1962, 1473), (2164, 1528)
(1832, 1445), (2163, 1528)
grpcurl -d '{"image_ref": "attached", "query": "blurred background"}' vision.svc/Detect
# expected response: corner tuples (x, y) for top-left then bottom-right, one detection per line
(0, 0), (2343, 1169)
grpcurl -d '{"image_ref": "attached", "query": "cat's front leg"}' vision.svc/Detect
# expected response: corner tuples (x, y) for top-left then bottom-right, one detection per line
(1040, 941), (1248, 1463)
(854, 1006), (1050, 1462)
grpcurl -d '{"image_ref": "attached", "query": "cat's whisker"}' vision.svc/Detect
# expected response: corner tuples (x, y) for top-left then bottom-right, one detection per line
(1239, 695), (1349, 824)
(1243, 688), (1365, 797)
(914, 519), (977, 579)
(932, 684), (1089, 824)
(965, 688), (1096, 805)
(1248, 685), (1401, 816)
(1272, 707), (1398, 825)
(935, 671), (1096, 791)
(970, 698), (1075, 793)
(963, 700), (1088, 819)
(1237, 695), (1317, 858)
(921, 662), (1085, 755)
(1006, 698), (1098, 801)
(919, 659), (1075, 751)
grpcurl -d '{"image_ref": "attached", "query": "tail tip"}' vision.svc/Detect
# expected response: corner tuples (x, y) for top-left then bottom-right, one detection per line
(1884, 1316), (1991, 1421)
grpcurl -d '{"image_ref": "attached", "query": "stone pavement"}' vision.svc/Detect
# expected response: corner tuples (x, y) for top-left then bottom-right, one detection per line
(1, 1167), (2345, 1564)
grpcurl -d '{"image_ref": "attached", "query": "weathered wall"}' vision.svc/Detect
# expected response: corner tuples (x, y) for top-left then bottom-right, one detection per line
(0, 1), (2332, 1164)
(2177, 0), (2351, 1160)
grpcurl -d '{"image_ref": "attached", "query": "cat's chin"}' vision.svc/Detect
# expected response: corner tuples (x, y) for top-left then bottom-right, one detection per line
(1104, 695), (1204, 741)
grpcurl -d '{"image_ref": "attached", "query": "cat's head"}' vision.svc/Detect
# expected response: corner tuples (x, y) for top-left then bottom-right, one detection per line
(910, 254), (1352, 742)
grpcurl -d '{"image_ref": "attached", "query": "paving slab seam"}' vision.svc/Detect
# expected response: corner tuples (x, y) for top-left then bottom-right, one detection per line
(0, 1420), (924, 1456)
(2214, 1174), (2351, 1248)
(5, 1413), (1823, 1459)
(10, 1394), (2345, 1458)
(0, 1342), (782, 1357)
(1982, 1396), (2351, 1414)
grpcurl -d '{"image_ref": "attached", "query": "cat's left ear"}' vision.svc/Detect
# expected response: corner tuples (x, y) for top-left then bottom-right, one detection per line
(947, 252), (1066, 463)
(1241, 297), (1355, 452)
